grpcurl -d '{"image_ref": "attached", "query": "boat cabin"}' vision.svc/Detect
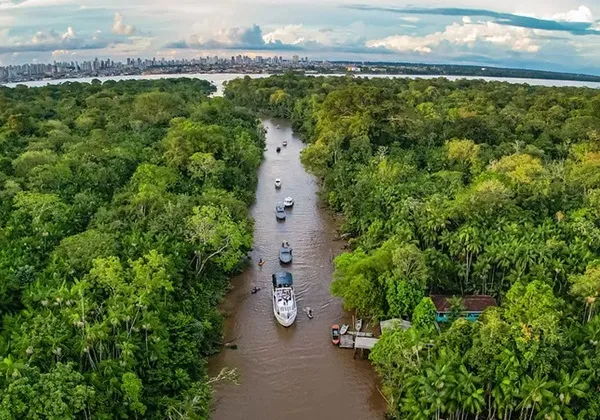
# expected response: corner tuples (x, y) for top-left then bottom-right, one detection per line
(431, 295), (497, 322)
(272, 271), (293, 288)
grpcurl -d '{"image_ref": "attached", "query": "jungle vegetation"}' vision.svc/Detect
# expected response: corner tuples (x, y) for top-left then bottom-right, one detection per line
(0, 78), (264, 419)
(226, 74), (600, 419)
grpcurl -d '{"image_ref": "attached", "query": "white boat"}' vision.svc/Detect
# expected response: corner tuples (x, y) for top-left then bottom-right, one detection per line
(275, 179), (282, 188)
(340, 324), (349, 335)
(355, 318), (363, 331)
(272, 271), (297, 327)
(284, 196), (294, 207)
(282, 140), (288, 146)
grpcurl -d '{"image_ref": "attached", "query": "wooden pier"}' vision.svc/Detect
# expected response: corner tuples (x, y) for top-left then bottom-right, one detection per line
(353, 337), (379, 359)
(339, 334), (354, 349)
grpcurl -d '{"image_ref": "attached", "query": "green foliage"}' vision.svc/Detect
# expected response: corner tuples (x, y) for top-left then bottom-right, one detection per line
(227, 74), (600, 419)
(0, 79), (262, 418)
(412, 297), (437, 331)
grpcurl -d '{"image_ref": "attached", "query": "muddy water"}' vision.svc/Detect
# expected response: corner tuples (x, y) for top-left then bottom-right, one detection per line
(208, 118), (386, 419)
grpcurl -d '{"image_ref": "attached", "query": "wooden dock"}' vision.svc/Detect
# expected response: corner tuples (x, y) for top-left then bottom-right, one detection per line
(346, 331), (374, 337)
(339, 334), (354, 349)
(353, 336), (379, 359)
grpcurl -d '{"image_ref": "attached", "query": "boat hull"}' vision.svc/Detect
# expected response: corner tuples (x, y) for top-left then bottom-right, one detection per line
(274, 310), (297, 327)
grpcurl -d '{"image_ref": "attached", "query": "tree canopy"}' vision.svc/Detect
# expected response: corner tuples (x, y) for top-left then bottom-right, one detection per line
(0, 78), (263, 418)
(226, 73), (600, 419)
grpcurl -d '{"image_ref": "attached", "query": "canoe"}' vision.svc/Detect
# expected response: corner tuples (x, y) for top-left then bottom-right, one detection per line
(331, 324), (340, 345)
(340, 324), (349, 335)
(355, 319), (363, 331)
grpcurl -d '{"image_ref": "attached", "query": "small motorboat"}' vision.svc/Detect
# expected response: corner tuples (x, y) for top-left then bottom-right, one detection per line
(258, 259), (265, 267)
(251, 286), (261, 294)
(279, 242), (292, 264)
(283, 196), (294, 207)
(275, 205), (286, 221)
(332, 324), (341, 345)
(275, 179), (282, 188)
(276, 147), (281, 153)
(340, 324), (349, 335)
(282, 140), (288, 147)
(306, 307), (314, 319)
(355, 318), (363, 332)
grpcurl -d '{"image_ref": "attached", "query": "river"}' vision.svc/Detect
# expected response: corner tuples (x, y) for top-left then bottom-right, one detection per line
(5, 72), (600, 92)
(208, 118), (387, 419)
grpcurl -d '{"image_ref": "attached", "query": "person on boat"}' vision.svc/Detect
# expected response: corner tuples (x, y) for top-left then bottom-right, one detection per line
(258, 258), (265, 266)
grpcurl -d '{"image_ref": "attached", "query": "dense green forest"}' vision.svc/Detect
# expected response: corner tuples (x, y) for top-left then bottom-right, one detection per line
(226, 74), (600, 419)
(0, 79), (264, 418)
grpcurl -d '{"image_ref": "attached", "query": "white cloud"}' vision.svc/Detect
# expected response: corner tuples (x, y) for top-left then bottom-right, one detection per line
(112, 12), (136, 36)
(399, 16), (420, 23)
(367, 19), (540, 54)
(32, 27), (76, 45)
(552, 5), (594, 23)
(0, 0), (73, 10)
(263, 23), (365, 47)
(51, 49), (76, 57)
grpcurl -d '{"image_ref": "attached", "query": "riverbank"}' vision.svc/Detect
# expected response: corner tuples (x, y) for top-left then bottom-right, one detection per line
(208, 118), (386, 419)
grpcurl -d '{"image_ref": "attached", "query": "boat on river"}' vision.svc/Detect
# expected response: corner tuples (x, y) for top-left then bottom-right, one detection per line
(275, 205), (286, 221)
(284, 196), (294, 207)
(282, 140), (288, 146)
(331, 324), (341, 345)
(355, 319), (363, 331)
(340, 324), (349, 335)
(275, 178), (281, 188)
(279, 242), (292, 264)
(276, 147), (281, 153)
(272, 271), (297, 327)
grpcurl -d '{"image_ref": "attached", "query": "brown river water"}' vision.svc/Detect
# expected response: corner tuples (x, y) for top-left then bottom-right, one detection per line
(208, 118), (386, 419)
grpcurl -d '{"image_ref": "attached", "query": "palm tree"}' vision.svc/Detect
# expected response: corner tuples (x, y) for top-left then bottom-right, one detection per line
(518, 373), (556, 420)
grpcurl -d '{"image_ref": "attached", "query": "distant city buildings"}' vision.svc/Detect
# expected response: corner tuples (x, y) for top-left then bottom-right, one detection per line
(1, 56), (597, 85)
(0, 54), (324, 84)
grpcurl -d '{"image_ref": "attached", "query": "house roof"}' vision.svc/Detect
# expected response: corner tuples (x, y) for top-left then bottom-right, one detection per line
(431, 295), (497, 313)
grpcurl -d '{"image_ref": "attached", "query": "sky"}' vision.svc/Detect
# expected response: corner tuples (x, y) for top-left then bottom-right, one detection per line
(1, 0), (600, 74)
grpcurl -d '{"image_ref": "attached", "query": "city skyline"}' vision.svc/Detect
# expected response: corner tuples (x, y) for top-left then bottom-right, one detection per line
(0, 1), (600, 74)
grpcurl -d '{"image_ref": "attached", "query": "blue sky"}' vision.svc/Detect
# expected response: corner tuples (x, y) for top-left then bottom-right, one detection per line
(1, 0), (600, 74)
